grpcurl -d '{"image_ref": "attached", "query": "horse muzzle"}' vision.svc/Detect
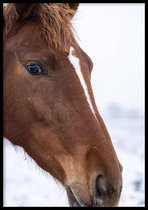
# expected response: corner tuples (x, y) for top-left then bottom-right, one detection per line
(66, 175), (122, 207)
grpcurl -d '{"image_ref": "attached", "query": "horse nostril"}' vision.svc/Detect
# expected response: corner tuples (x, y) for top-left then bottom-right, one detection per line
(96, 175), (106, 199)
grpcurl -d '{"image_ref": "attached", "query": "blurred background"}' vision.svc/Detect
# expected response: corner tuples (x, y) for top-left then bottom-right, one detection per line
(3, 3), (145, 207)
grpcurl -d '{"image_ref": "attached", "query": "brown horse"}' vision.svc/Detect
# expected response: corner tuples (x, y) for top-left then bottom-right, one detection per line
(3, 3), (122, 207)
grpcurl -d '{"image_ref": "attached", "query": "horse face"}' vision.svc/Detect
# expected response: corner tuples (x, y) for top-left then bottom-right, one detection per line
(3, 4), (122, 207)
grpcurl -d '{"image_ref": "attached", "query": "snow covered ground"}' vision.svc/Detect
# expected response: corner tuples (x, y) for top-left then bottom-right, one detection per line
(3, 114), (145, 207)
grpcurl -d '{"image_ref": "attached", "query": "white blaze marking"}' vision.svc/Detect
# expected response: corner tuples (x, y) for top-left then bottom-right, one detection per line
(68, 47), (96, 119)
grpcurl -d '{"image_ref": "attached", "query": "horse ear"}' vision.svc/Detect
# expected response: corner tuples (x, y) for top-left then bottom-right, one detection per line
(14, 3), (37, 21)
(67, 3), (79, 18)
(68, 3), (79, 11)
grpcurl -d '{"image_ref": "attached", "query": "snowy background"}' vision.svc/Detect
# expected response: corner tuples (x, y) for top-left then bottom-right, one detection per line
(3, 3), (145, 207)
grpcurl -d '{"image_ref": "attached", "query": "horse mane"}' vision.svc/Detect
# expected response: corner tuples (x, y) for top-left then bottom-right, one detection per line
(3, 3), (78, 53)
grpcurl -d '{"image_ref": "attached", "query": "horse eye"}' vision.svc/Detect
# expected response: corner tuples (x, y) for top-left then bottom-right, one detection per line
(26, 64), (43, 75)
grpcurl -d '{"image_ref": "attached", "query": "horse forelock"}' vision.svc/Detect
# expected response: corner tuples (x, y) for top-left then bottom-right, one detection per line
(37, 4), (78, 53)
(3, 3), (78, 53)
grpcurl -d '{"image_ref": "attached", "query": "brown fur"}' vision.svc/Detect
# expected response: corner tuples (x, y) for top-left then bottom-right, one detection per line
(3, 3), (122, 207)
